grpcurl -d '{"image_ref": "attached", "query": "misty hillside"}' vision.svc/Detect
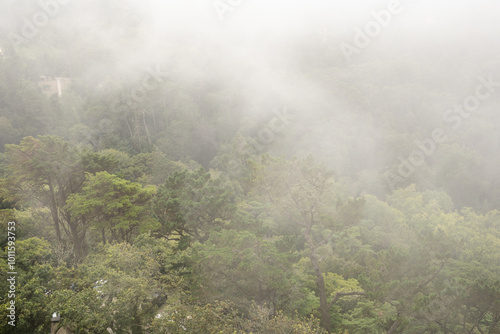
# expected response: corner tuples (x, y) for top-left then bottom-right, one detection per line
(0, 1), (499, 333)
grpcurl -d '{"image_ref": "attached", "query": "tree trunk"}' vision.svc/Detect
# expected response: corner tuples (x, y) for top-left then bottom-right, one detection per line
(142, 111), (152, 146)
(135, 112), (142, 151)
(125, 117), (134, 139)
(388, 319), (400, 334)
(72, 227), (82, 262)
(152, 107), (157, 132)
(305, 233), (331, 332)
(69, 221), (86, 263)
(47, 178), (62, 242)
(131, 304), (143, 334)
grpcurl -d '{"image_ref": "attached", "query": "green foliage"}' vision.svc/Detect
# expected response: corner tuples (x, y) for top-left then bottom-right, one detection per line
(100, 149), (179, 186)
(49, 289), (112, 334)
(1, 135), (80, 204)
(150, 300), (241, 334)
(49, 237), (179, 334)
(241, 304), (327, 334)
(1, 147), (499, 333)
(1, 136), (124, 261)
(0, 238), (54, 333)
(340, 301), (395, 334)
(152, 167), (236, 244)
(150, 301), (328, 334)
(66, 171), (156, 243)
(1, 6), (500, 333)
(193, 229), (299, 313)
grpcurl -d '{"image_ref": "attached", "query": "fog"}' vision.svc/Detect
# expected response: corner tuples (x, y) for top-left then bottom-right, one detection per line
(1, 0), (500, 209)
(1, 2), (500, 332)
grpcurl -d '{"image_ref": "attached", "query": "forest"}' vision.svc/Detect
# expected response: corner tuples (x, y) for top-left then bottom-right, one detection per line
(0, 0), (499, 333)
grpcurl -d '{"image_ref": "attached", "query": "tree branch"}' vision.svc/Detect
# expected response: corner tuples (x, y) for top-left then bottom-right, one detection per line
(328, 291), (365, 309)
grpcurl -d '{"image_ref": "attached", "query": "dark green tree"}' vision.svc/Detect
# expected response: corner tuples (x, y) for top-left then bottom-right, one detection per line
(66, 171), (156, 244)
(151, 168), (236, 245)
(1, 136), (117, 262)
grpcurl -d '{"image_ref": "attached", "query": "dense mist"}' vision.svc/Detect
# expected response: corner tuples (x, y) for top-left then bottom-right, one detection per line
(3, 0), (494, 208)
(0, 1), (499, 333)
